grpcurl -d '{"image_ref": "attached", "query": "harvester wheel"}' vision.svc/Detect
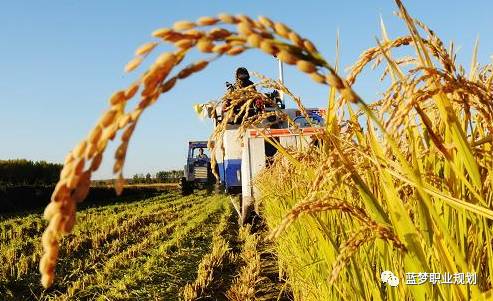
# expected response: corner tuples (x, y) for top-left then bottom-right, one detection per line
(214, 182), (224, 194)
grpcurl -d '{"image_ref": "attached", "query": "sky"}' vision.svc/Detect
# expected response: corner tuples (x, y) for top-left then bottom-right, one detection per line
(0, 0), (492, 179)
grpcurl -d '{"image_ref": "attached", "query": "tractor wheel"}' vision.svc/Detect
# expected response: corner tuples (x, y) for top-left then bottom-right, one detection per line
(181, 177), (193, 196)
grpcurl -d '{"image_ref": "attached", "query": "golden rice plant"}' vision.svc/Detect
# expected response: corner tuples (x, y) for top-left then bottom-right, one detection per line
(253, 5), (493, 301)
(38, 2), (492, 301)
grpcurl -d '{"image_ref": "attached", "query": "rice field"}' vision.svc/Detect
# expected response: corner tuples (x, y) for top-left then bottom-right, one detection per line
(1, 192), (223, 300)
(0, 193), (215, 300)
(1, 191), (289, 300)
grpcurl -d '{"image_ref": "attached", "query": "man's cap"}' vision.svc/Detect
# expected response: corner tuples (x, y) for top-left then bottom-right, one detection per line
(235, 67), (250, 80)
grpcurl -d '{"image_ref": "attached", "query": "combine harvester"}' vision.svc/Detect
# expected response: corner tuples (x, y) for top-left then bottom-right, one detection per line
(199, 62), (325, 224)
(211, 108), (324, 224)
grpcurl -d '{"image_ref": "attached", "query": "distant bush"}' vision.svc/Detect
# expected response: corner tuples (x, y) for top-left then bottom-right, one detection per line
(0, 159), (62, 186)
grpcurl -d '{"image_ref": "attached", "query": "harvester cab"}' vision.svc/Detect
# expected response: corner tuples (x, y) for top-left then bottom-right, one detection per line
(181, 141), (215, 195)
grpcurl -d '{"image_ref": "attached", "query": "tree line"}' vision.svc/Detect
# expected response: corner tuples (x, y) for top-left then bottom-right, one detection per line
(0, 159), (63, 186)
(130, 170), (182, 184)
(0, 159), (182, 186)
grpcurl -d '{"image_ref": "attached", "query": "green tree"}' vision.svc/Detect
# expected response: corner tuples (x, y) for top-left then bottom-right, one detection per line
(155, 171), (167, 182)
(0, 159), (62, 186)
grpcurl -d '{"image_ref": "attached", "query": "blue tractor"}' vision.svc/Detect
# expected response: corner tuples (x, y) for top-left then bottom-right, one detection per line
(181, 141), (215, 195)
